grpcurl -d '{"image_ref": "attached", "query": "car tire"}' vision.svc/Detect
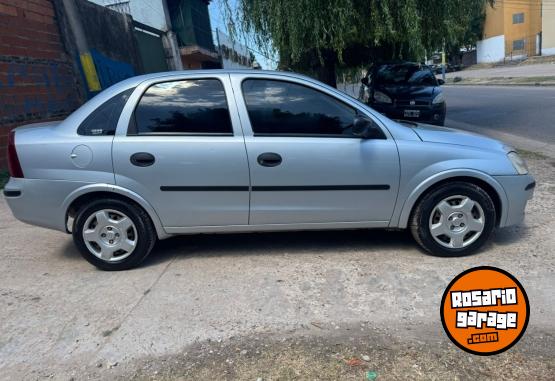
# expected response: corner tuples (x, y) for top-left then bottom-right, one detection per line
(73, 198), (156, 270)
(410, 182), (496, 257)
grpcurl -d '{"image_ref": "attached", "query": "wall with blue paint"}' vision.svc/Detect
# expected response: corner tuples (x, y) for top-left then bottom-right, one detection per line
(0, 0), (83, 168)
(90, 49), (136, 89)
(0, 0), (148, 168)
(0, 59), (79, 122)
(74, 0), (143, 97)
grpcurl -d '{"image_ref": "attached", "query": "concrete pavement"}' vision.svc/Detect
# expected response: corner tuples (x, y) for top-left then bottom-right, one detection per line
(1, 154), (554, 380)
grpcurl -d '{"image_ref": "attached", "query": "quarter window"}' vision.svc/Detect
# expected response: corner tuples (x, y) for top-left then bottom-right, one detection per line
(242, 79), (357, 136)
(512, 13), (524, 24)
(78, 88), (134, 136)
(133, 79), (232, 134)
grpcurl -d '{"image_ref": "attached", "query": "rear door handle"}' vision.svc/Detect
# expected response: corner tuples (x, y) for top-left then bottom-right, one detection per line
(257, 152), (282, 167)
(130, 152), (155, 167)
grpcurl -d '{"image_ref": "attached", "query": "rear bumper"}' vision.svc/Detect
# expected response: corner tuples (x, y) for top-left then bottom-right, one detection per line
(494, 174), (535, 227)
(3, 178), (89, 233)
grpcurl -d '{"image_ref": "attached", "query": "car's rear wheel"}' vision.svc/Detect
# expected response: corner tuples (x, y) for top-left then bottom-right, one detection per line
(73, 199), (156, 270)
(410, 182), (496, 257)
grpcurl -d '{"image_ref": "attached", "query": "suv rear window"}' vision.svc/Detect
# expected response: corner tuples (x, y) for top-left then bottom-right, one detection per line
(132, 79), (233, 135)
(78, 88), (134, 136)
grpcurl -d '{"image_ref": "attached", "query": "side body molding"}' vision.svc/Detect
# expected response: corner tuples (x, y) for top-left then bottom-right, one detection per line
(391, 169), (509, 229)
(62, 184), (170, 240)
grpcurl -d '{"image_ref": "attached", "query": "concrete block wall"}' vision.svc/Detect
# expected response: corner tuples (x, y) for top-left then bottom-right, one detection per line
(0, 0), (81, 169)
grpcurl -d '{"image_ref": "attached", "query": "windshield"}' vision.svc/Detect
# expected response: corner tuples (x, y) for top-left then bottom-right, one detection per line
(374, 64), (437, 86)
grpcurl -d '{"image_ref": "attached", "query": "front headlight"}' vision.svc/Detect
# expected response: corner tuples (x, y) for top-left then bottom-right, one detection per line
(507, 151), (528, 175)
(373, 91), (392, 104)
(432, 93), (445, 104)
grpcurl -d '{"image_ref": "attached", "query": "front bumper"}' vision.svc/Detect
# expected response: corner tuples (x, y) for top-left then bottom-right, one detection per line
(494, 174), (535, 227)
(371, 102), (446, 125)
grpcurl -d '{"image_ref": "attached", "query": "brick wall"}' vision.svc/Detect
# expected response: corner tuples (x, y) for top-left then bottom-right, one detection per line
(0, 0), (81, 169)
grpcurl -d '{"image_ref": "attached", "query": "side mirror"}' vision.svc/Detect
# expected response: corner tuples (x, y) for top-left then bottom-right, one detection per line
(437, 79), (445, 85)
(361, 77), (369, 86)
(352, 117), (385, 139)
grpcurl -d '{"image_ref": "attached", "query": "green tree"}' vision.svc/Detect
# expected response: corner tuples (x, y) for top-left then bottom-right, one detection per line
(220, 0), (493, 86)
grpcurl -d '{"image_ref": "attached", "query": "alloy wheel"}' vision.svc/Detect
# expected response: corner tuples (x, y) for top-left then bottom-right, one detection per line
(82, 209), (138, 262)
(428, 195), (485, 249)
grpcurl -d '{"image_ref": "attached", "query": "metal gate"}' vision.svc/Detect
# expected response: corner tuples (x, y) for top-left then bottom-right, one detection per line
(133, 21), (169, 74)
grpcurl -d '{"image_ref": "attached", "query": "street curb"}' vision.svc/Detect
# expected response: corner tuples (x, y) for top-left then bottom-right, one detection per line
(444, 83), (555, 87)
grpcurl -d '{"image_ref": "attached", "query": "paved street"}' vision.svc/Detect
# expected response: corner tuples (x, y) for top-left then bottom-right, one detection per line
(443, 85), (555, 156)
(1, 155), (554, 380)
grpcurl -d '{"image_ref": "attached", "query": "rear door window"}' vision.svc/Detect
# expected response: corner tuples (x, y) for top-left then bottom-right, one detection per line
(131, 79), (233, 135)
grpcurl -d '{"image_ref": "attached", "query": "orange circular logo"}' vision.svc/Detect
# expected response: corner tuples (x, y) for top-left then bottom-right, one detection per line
(440, 266), (529, 355)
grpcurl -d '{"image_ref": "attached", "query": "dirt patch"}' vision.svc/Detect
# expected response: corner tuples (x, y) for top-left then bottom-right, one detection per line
(517, 149), (550, 160)
(105, 327), (554, 380)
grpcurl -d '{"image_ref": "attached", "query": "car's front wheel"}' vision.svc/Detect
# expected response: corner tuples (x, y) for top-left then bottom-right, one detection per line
(73, 199), (156, 270)
(410, 182), (496, 257)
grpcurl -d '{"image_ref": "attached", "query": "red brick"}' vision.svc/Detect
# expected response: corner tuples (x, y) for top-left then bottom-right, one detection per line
(0, 2), (17, 16)
(2, 36), (63, 53)
(27, 0), (54, 9)
(0, 0), (19, 8)
(30, 49), (62, 60)
(0, 24), (61, 44)
(0, 44), (28, 56)
(23, 9), (53, 24)
(24, 1), (54, 17)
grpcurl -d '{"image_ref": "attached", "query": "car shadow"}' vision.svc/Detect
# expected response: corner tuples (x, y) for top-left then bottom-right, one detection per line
(141, 228), (418, 268)
(491, 225), (531, 246)
(58, 224), (528, 268)
(58, 239), (83, 261)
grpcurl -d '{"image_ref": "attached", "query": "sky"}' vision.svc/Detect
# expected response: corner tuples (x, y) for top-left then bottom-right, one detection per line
(207, 0), (278, 69)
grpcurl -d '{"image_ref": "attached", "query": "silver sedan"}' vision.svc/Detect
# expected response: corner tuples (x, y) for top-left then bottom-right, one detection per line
(4, 70), (535, 270)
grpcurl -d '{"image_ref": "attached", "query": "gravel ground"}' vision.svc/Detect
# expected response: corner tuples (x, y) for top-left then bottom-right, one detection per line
(0, 156), (554, 380)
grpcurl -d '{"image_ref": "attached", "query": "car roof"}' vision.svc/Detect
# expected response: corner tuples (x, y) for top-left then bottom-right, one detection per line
(112, 69), (297, 86)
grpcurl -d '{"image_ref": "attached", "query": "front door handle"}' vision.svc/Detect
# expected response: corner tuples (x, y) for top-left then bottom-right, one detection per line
(130, 152), (155, 167)
(257, 152), (282, 167)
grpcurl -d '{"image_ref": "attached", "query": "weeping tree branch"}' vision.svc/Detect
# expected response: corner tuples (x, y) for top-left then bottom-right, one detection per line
(218, 0), (494, 87)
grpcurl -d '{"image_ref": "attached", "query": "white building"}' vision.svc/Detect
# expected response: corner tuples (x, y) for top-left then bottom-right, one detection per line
(215, 29), (259, 69)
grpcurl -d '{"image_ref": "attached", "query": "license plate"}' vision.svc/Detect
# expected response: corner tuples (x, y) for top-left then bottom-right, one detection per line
(404, 109), (420, 118)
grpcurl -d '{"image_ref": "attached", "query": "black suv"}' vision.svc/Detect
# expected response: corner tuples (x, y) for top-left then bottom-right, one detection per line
(361, 62), (446, 126)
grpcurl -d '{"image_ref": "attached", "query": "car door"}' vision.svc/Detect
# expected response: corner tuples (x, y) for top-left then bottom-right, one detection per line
(232, 74), (400, 226)
(113, 74), (250, 230)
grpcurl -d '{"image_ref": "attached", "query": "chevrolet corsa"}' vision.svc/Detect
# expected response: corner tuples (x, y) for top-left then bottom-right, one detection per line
(4, 70), (535, 270)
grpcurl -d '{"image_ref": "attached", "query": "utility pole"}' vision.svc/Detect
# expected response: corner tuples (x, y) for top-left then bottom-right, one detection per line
(161, 0), (183, 70)
(60, 0), (101, 92)
(441, 40), (446, 81)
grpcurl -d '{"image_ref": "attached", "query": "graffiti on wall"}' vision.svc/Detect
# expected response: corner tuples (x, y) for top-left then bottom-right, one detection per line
(0, 58), (80, 123)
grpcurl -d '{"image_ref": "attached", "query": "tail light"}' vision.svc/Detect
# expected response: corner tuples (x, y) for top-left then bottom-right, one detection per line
(7, 130), (24, 178)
